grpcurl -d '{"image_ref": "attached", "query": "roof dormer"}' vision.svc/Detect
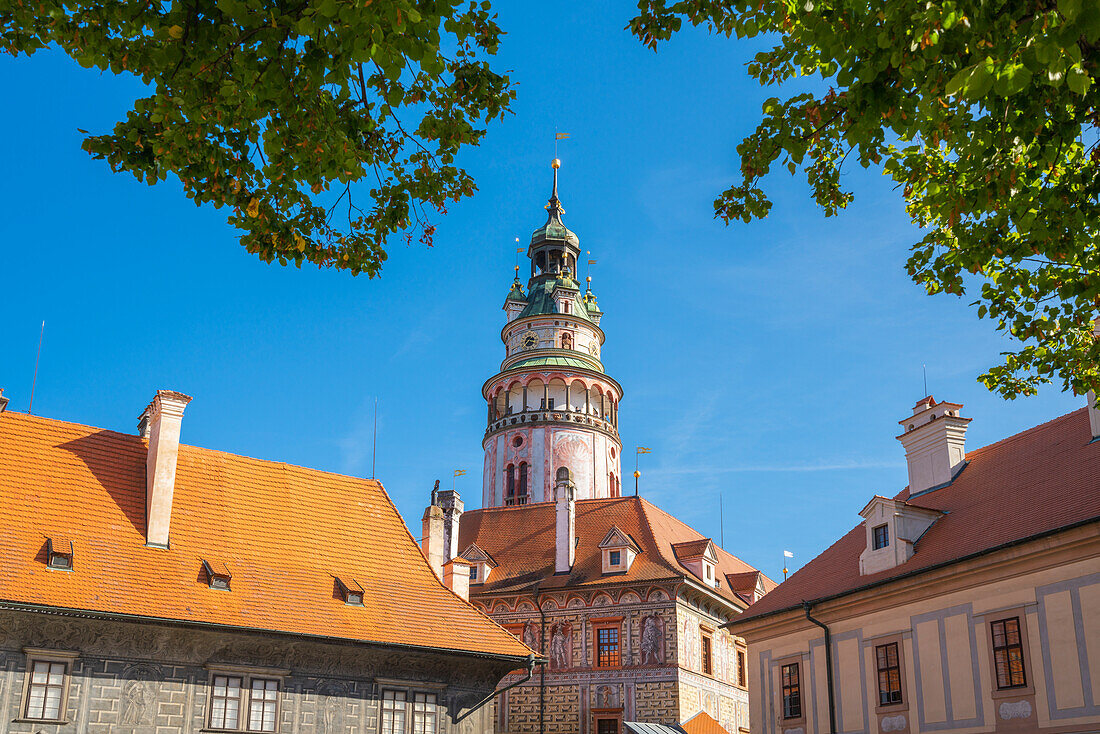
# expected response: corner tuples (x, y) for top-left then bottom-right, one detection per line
(672, 539), (720, 589)
(725, 571), (766, 605)
(459, 542), (497, 584)
(858, 496), (944, 576)
(598, 526), (640, 574)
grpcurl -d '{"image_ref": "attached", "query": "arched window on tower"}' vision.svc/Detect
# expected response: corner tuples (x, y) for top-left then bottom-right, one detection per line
(505, 464), (516, 505)
(517, 462), (528, 505)
(609, 473), (620, 498)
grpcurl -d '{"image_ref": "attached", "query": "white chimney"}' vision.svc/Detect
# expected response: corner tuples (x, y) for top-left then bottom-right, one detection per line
(553, 467), (576, 573)
(137, 390), (192, 548)
(443, 558), (473, 601)
(1089, 322), (1100, 441)
(421, 485), (445, 580)
(896, 396), (971, 495)
(437, 488), (463, 562)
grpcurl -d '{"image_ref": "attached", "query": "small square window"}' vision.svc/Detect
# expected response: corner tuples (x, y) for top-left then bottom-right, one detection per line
(336, 577), (364, 605)
(609, 550), (621, 566)
(469, 565), (479, 581)
(872, 524), (890, 550)
(202, 560), (232, 591)
(46, 539), (73, 571)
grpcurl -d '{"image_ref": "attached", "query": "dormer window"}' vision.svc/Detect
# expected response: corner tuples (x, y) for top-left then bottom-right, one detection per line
(599, 526), (640, 574)
(872, 524), (890, 550)
(469, 564), (478, 582)
(46, 538), (73, 571)
(335, 577), (364, 605)
(202, 560), (232, 591)
(459, 542), (497, 584)
(609, 550), (621, 566)
(859, 496), (944, 576)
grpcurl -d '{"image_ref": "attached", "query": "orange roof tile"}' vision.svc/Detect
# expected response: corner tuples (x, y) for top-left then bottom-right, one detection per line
(680, 711), (734, 734)
(735, 408), (1100, 625)
(0, 412), (532, 660)
(458, 496), (774, 605)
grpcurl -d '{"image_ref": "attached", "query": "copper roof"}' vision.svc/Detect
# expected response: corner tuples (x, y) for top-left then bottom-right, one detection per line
(734, 407), (1100, 625)
(0, 412), (532, 659)
(458, 496), (774, 604)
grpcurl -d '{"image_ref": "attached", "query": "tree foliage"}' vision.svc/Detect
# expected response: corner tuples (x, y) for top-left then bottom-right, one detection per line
(631, 0), (1100, 398)
(2, 0), (513, 276)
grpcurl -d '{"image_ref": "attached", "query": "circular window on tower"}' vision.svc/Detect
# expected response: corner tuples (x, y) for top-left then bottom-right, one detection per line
(512, 434), (525, 448)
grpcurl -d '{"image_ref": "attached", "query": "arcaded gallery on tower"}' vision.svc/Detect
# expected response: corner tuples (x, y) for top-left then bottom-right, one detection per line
(420, 162), (775, 734)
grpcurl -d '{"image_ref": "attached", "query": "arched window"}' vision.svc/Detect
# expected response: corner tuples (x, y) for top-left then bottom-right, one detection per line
(609, 473), (620, 498)
(517, 462), (529, 505)
(505, 464), (516, 505)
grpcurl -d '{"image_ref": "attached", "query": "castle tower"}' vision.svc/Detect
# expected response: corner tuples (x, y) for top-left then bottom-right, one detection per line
(482, 160), (624, 507)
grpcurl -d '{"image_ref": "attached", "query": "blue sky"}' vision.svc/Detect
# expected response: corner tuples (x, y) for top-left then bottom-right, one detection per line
(0, 2), (1082, 581)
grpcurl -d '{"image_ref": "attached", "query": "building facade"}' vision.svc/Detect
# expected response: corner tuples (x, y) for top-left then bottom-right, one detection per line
(0, 394), (534, 734)
(421, 162), (776, 734)
(726, 396), (1100, 734)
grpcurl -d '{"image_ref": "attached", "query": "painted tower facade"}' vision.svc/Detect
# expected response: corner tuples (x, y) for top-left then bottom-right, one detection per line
(482, 161), (624, 508)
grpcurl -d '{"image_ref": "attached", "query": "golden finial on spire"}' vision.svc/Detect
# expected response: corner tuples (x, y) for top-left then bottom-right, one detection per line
(551, 158), (561, 169)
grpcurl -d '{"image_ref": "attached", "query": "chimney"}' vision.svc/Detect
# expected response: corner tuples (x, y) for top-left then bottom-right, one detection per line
(1088, 323), (1100, 441)
(443, 557), (473, 601)
(437, 488), (464, 562)
(138, 390), (193, 548)
(553, 466), (576, 573)
(421, 482), (445, 580)
(897, 396), (971, 495)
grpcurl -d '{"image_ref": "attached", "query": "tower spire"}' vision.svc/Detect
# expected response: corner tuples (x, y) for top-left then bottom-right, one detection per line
(546, 158), (565, 221)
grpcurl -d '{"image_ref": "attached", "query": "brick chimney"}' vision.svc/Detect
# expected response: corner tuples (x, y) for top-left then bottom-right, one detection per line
(437, 488), (463, 562)
(553, 466), (576, 574)
(443, 557), (473, 601)
(421, 481), (445, 580)
(897, 396), (971, 495)
(137, 390), (193, 548)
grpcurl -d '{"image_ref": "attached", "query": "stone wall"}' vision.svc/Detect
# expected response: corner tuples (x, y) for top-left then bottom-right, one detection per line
(0, 609), (508, 734)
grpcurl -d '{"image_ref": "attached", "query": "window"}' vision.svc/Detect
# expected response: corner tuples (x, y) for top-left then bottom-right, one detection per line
(504, 464), (516, 505)
(596, 626), (621, 667)
(210, 675), (243, 729)
(208, 674), (280, 732)
(596, 718), (619, 734)
(781, 663), (802, 719)
(46, 539), (73, 570)
(701, 632), (713, 676)
(872, 524), (890, 550)
(469, 565), (478, 581)
(381, 690), (408, 734)
(516, 462), (528, 505)
(608, 550), (621, 566)
(991, 617), (1027, 689)
(248, 679), (278, 732)
(736, 649), (747, 688)
(876, 643), (903, 705)
(24, 659), (67, 721)
(412, 693), (437, 734)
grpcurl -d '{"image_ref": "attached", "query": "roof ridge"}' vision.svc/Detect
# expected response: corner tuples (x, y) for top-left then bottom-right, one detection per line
(3, 409), (381, 487)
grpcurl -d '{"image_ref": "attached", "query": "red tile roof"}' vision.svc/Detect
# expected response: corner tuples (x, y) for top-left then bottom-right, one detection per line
(0, 412), (531, 660)
(458, 496), (774, 605)
(680, 711), (734, 734)
(735, 407), (1100, 624)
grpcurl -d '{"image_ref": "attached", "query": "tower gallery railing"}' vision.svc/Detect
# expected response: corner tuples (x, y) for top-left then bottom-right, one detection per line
(485, 408), (618, 438)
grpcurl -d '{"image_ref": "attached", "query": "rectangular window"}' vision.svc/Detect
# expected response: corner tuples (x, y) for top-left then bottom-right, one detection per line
(469, 565), (478, 581)
(412, 692), (437, 734)
(991, 617), (1027, 689)
(596, 718), (619, 734)
(873, 524), (890, 550)
(781, 663), (802, 719)
(736, 649), (747, 688)
(210, 675), (243, 730)
(248, 679), (278, 732)
(701, 632), (713, 676)
(381, 690), (408, 734)
(596, 626), (621, 667)
(875, 643), (903, 705)
(24, 660), (67, 721)
(609, 550), (621, 566)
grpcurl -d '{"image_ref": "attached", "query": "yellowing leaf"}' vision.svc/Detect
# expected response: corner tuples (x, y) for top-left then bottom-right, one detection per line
(168, 24), (184, 39)
(246, 198), (260, 217)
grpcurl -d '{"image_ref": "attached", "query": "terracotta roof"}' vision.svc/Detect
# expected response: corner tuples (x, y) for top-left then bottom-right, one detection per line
(680, 711), (733, 734)
(0, 412), (531, 660)
(671, 539), (714, 560)
(734, 407), (1100, 625)
(724, 571), (762, 594)
(458, 496), (774, 605)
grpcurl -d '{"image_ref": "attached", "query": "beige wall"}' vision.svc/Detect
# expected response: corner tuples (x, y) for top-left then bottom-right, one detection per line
(735, 526), (1099, 734)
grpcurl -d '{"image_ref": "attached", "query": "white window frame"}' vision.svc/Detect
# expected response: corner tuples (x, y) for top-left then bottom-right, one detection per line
(376, 680), (446, 734)
(205, 664), (288, 733)
(19, 649), (78, 723)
